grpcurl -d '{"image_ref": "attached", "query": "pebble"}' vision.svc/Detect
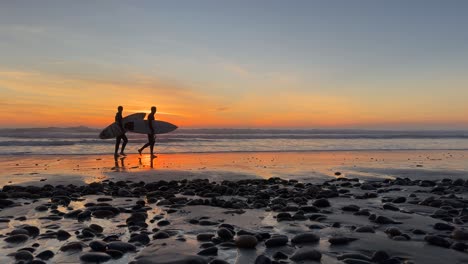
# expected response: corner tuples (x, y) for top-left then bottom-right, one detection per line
(424, 235), (451, 248)
(329, 236), (358, 245)
(60, 241), (85, 252)
(107, 241), (136, 252)
(80, 252), (112, 262)
(4, 234), (29, 244)
(15, 250), (34, 262)
(198, 246), (218, 255)
(255, 255), (272, 264)
(265, 235), (288, 247)
(313, 198), (331, 207)
(217, 228), (234, 241)
(355, 226), (375, 233)
(36, 250), (54, 260)
(291, 233), (320, 244)
(89, 240), (107, 251)
(235, 235), (258, 248)
(290, 248), (322, 261)
(129, 233), (150, 245)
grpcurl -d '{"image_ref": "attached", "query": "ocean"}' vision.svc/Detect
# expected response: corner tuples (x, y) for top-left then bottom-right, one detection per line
(0, 127), (468, 155)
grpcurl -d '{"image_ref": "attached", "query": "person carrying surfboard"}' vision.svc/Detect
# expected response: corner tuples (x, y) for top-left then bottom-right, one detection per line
(115, 106), (128, 157)
(138, 106), (157, 158)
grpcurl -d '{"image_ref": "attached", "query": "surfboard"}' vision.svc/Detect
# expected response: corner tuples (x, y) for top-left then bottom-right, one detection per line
(125, 120), (178, 134)
(99, 113), (146, 139)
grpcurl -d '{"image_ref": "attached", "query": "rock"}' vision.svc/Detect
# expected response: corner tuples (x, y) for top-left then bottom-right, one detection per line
(106, 249), (124, 259)
(235, 235), (258, 248)
(135, 253), (207, 264)
(434, 222), (454, 231)
(372, 250), (390, 262)
(4, 234), (29, 244)
(210, 260), (229, 264)
(329, 236), (358, 245)
(451, 242), (468, 251)
(342, 205), (360, 212)
(89, 240), (107, 252)
(157, 220), (170, 226)
(89, 224), (104, 233)
(385, 227), (402, 237)
(412, 229), (426, 235)
(198, 246), (218, 255)
(290, 248), (322, 261)
(107, 241), (136, 252)
(424, 235), (451, 248)
(453, 229), (468, 240)
(36, 250), (54, 260)
(129, 234), (150, 245)
(10, 228), (29, 236)
(35, 205), (48, 212)
(60, 241), (85, 252)
(217, 228), (234, 241)
(80, 252), (112, 262)
(255, 255), (272, 264)
(153, 231), (170, 239)
(313, 198), (330, 207)
(342, 259), (372, 264)
(291, 233), (320, 244)
(355, 226), (375, 233)
(265, 235), (288, 247)
(197, 233), (215, 241)
(273, 251), (288, 259)
(92, 210), (115, 218)
(15, 250), (34, 262)
(392, 197), (406, 203)
(383, 203), (399, 211)
(56, 230), (71, 241)
(375, 216), (400, 224)
(337, 253), (372, 261)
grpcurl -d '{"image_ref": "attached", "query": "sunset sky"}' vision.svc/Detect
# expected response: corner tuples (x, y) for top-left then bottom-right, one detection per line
(1, 1), (468, 129)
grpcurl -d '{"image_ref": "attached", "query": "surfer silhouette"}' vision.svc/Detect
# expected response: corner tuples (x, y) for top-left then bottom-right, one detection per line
(114, 106), (128, 157)
(138, 106), (157, 158)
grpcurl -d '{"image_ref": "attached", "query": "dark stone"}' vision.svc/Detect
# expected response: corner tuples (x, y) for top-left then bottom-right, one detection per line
(255, 255), (272, 264)
(424, 235), (451, 248)
(36, 250), (54, 260)
(217, 228), (234, 241)
(198, 246), (218, 255)
(4, 234), (29, 244)
(56, 230), (71, 241)
(291, 233), (320, 244)
(355, 226), (375, 233)
(80, 252), (112, 262)
(235, 235), (258, 248)
(329, 236), (358, 245)
(313, 198), (330, 208)
(89, 240), (107, 252)
(107, 241), (136, 252)
(290, 248), (322, 261)
(265, 235), (288, 247)
(106, 249), (124, 259)
(129, 234), (150, 245)
(434, 222), (454, 231)
(15, 251), (34, 262)
(60, 241), (84, 252)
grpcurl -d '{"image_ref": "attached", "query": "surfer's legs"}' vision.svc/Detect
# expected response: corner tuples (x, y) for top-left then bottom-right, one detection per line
(115, 136), (122, 155)
(120, 134), (128, 155)
(149, 135), (156, 158)
(138, 134), (152, 154)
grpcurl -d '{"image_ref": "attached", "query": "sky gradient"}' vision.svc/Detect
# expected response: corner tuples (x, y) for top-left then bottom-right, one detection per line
(1, 0), (468, 129)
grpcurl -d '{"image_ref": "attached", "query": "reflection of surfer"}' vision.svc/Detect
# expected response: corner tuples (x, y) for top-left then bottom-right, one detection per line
(138, 106), (157, 158)
(114, 106), (128, 157)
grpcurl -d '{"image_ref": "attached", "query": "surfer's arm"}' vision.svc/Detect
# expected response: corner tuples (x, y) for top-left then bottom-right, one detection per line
(149, 118), (154, 134)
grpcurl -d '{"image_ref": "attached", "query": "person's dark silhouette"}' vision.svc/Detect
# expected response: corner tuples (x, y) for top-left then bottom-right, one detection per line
(138, 106), (157, 158)
(114, 106), (128, 157)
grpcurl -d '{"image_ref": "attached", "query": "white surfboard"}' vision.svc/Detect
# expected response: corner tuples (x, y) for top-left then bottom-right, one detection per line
(125, 120), (178, 134)
(99, 113), (146, 139)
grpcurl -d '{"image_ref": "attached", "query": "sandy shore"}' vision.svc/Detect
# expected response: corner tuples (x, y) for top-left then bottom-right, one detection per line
(0, 151), (467, 263)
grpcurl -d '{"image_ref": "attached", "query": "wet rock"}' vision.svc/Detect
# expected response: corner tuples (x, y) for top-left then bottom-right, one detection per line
(89, 224), (104, 234)
(375, 216), (401, 224)
(36, 250), (54, 260)
(342, 205), (360, 212)
(35, 205), (48, 212)
(106, 249), (124, 259)
(412, 229), (426, 235)
(92, 210), (115, 218)
(392, 197), (406, 203)
(107, 241), (136, 252)
(290, 248), (322, 261)
(313, 198), (330, 207)
(434, 222), (454, 231)
(342, 259), (372, 264)
(197, 233), (215, 241)
(129, 234), (150, 245)
(372, 250), (390, 262)
(355, 226), (375, 233)
(198, 246), (218, 255)
(273, 251), (288, 259)
(337, 253), (372, 261)
(451, 242), (468, 251)
(56, 230), (71, 241)
(291, 233), (320, 244)
(255, 255), (272, 264)
(235, 235), (258, 248)
(329, 236), (358, 245)
(217, 228), (234, 241)
(80, 252), (112, 262)
(385, 227), (402, 237)
(265, 235), (288, 247)
(60, 241), (85, 252)
(452, 229), (468, 240)
(383, 203), (399, 211)
(135, 253), (207, 264)
(157, 220), (170, 226)
(4, 234), (29, 244)
(89, 240), (107, 252)
(15, 250), (34, 262)
(424, 235), (451, 248)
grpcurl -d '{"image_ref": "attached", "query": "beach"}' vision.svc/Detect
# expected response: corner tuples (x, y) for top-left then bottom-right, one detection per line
(0, 150), (468, 263)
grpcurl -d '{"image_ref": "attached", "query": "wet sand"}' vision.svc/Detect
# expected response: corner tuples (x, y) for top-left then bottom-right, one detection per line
(0, 151), (467, 263)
